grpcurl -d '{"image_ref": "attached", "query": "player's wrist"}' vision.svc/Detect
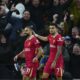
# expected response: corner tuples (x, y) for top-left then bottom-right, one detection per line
(14, 55), (18, 61)
(35, 33), (38, 37)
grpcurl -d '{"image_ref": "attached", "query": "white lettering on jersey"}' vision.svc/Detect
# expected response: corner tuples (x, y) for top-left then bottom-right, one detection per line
(50, 44), (56, 48)
(24, 48), (30, 51)
(57, 38), (63, 42)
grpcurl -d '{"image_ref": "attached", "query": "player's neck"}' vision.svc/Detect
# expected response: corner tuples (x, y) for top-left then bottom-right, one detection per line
(52, 32), (58, 38)
(27, 34), (34, 40)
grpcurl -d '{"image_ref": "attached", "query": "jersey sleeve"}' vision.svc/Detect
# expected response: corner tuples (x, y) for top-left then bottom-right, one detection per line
(56, 35), (64, 46)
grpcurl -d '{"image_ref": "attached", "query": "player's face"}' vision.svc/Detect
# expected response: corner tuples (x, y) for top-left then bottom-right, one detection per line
(24, 27), (31, 34)
(49, 25), (57, 35)
(21, 27), (32, 37)
(20, 27), (31, 36)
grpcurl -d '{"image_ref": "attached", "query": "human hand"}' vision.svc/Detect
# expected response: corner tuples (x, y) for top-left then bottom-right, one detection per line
(52, 14), (58, 23)
(32, 57), (38, 63)
(51, 61), (56, 69)
(11, 4), (16, 11)
(14, 55), (18, 61)
(32, 30), (38, 37)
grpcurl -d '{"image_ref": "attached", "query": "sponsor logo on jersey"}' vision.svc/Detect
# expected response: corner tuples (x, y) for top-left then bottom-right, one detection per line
(50, 44), (56, 48)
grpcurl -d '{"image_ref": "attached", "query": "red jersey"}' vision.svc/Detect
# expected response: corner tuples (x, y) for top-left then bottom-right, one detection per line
(24, 35), (40, 67)
(43, 34), (64, 77)
(47, 34), (64, 63)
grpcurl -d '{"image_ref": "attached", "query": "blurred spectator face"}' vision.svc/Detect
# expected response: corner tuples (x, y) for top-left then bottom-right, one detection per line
(64, 36), (71, 45)
(64, 40), (71, 46)
(60, 0), (67, 5)
(0, 6), (5, 16)
(25, 0), (29, 4)
(76, 0), (80, 9)
(72, 27), (79, 38)
(59, 22), (64, 30)
(2, 0), (9, 4)
(53, 0), (59, 6)
(70, 14), (74, 20)
(32, 0), (40, 7)
(23, 11), (30, 20)
(73, 43), (80, 55)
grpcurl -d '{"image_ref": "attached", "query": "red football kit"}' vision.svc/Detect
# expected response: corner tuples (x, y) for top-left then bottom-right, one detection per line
(22, 35), (41, 78)
(43, 34), (64, 77)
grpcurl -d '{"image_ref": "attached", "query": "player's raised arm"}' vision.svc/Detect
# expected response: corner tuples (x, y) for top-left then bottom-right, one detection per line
(33, 31), (48, 41)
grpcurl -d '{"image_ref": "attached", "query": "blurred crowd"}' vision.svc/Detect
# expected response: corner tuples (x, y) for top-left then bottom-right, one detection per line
(0, 0), (80, 80)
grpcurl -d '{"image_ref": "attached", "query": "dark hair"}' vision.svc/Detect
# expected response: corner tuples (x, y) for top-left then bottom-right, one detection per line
(49, 23), (58, 29)
(25, 25), (34, 30)
(49, 23), (63, 34)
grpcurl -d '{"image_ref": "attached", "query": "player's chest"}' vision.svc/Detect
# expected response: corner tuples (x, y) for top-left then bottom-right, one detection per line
(24, 40), (33, 48)
(49, 37), (57, 45)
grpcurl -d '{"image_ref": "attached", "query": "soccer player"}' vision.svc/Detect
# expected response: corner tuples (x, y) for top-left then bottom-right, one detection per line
(34, 23), (64, 80)
(14, 26), (43, 80)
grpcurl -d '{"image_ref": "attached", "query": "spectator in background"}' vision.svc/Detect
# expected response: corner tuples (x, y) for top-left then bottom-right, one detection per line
(63, 12), (75, 35)
(1, 0), (14, 9)
(0, 5), (8, 34)
(70, 43), (80, 78)
(11, 0), (25, 19)
(2, 0), (25, 18)
(62, 36), (73, 80)
(26, 0), (45, 34)
(69, 0), (80, 27)
(0, 30), (14, 79)
(47, 0), (72, 25)
(6, 6), (36, 42)
(1, 0), (9, 13)
(71, 26), (80, 44)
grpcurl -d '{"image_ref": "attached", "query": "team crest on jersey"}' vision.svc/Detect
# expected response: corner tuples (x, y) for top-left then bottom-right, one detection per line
(57, 38), (63, 42)
(35, 40), (39, 44)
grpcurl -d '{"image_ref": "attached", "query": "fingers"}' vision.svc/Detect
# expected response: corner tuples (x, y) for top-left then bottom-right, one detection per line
(14, 55), (18, 61)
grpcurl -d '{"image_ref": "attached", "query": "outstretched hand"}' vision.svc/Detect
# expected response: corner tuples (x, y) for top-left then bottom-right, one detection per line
(51, 61), (56, 69)
(10, 4), (16, 11)
(32, 30), (38, 37)
(14, 55), (18, 61)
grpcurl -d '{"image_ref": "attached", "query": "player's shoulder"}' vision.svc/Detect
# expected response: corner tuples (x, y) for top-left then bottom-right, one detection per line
(56, 34), (63, 38)
(32, 35), (38, 40)
(56, 34), (63, 41)
(48, 34), (52, 38)
(31, 35), (36, 39)
(32, 35), (40, 43)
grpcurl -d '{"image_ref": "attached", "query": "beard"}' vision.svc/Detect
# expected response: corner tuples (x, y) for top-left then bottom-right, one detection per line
(25, 33), (29, 37)
(50, 32), (55, 35)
